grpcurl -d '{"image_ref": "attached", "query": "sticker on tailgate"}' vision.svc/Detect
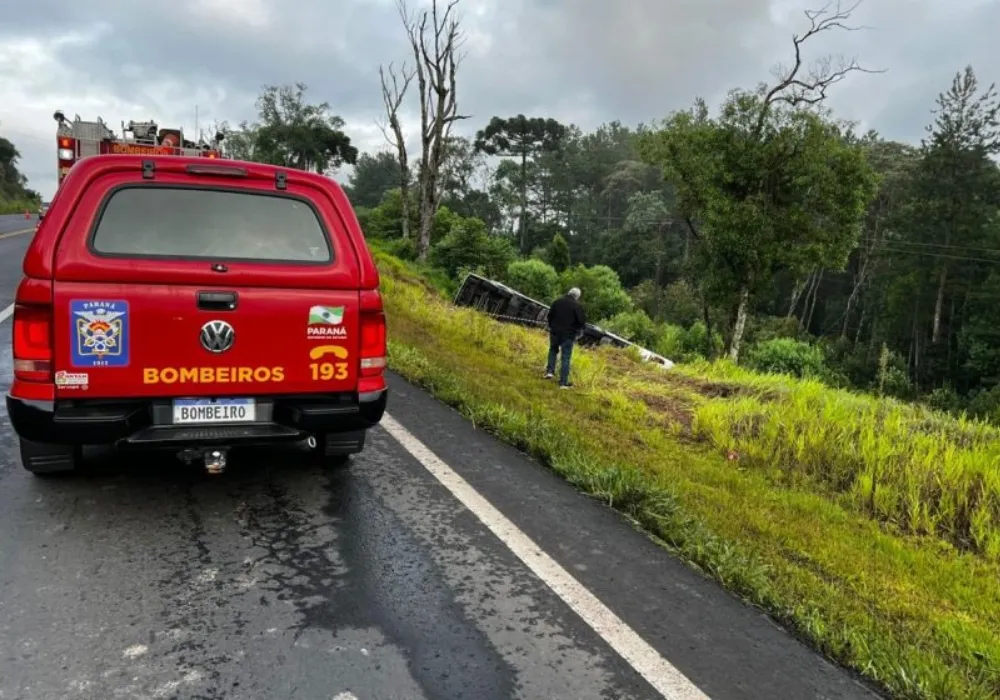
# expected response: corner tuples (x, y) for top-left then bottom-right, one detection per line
(54, 370), (89, 389)
(307, 305), (346, 340)
(70, 300), (130, 368)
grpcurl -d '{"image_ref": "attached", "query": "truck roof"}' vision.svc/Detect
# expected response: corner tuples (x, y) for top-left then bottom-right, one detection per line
(28, 154), (379, 291)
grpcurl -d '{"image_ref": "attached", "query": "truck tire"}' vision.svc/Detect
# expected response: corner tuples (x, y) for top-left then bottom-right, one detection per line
(19, 438), (80, 476)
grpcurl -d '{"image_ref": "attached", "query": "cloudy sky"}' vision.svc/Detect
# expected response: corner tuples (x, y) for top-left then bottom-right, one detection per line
(0, 0), (996, 200)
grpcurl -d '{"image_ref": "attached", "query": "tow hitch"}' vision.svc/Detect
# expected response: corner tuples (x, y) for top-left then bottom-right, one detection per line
(176, 447), (229, 475)
(204, 449), (227, 475)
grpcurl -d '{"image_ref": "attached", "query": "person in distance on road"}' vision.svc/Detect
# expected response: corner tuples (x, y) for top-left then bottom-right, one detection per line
(544, 287), (586, 389)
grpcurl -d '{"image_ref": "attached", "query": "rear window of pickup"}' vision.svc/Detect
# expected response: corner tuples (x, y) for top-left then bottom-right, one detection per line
(89, 186), (334, 263)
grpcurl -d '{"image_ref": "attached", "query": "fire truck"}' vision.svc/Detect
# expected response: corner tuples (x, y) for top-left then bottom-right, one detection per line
(53, 110), (225, 186)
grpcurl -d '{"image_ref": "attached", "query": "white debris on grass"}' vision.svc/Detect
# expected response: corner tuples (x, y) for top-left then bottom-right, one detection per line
(122, 644), (148, 659)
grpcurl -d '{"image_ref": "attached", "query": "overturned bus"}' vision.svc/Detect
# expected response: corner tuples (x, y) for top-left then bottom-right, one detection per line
(453, 272), (674, 368)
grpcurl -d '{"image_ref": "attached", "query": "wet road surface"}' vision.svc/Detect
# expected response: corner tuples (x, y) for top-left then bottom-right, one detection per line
(0, 230), (881, 699)
(0, 213), (35, 235)
(0, 217), (33, 309)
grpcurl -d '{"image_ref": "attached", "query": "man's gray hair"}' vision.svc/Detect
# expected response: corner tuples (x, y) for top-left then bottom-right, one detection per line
(568, 287), (581, 299)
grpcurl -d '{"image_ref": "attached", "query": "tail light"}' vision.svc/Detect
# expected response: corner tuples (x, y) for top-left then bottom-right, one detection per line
(13, 304), (53, 382)
(57, 137), (75, 162)
(57, 136), (76, 185)
(359, 290), (387, 378)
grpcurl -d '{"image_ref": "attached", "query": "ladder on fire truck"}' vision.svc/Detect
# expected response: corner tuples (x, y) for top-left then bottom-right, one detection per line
(53, 110), (224, 184)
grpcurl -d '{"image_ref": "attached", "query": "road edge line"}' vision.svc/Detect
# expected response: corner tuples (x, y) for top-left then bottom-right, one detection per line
(0, 228), (33, 240)
(380, 412), (711, 700)
(0, 303), (12, 324)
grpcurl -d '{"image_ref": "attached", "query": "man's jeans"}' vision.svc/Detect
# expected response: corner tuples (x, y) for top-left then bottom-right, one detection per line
(546, 332), (575, 385)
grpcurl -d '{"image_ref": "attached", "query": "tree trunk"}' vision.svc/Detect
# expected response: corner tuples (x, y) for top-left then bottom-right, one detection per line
(728, 285), (750, 362)
(518, 151), (528, 253)
(416, 180), (435, 261)
(842, 253), (871, 338)
(854, 301), (867, 347)
(947, 294), (956, 372)
(653, 252), (662, 320)
(416, 162), (438, 261)
(702, 292), (714, 360)
(399, 166), (411, 240)
(787, 276), (808, 319)
(414, 150), (434, 260)
(931, 264), (948, 344)
(656, 222), (669, 288)
(378, 63), (414, 238)
(805, 270), (823, 332)
(866, 303), (879, 355)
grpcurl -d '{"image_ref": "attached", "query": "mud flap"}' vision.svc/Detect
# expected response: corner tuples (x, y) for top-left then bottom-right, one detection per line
(311, 430), (365, 467)
(19, 438), (80, 475)
(323, 430), (365, 455)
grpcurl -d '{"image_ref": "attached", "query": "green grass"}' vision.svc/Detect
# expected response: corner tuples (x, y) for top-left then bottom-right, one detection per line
(375, 249), (1000, 700)
(0, 199), (39, 215)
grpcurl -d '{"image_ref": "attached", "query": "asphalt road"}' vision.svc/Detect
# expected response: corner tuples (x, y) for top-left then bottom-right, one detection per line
(0, 216), (34, 307)
(0, 228), (882, 700)
(0, 213), (36, 233)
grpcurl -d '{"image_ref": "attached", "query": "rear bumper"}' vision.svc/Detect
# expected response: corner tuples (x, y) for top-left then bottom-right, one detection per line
(5, 389), (387, 448)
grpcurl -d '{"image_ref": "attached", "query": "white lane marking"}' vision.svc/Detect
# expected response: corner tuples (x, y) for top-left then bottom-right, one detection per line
(380, 413), (711, 700)
(0, 278), (703, 699)
(0, 227), (33, 239)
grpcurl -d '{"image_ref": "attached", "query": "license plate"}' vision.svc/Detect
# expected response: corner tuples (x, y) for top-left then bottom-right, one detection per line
(172, 398), (256, 424)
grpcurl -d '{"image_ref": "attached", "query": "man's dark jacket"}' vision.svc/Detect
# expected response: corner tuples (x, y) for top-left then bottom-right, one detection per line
(548, 295), (586, 338)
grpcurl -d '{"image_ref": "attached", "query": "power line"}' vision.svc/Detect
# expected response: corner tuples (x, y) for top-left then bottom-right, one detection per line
(868, 245), (1000, 266)
(858, 236), (1000, 256)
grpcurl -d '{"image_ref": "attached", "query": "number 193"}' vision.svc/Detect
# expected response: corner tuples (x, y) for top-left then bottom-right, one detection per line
(310, 362), (348, 381)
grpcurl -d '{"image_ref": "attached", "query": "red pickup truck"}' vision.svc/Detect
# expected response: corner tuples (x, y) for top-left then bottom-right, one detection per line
(7, 154), (387, 475)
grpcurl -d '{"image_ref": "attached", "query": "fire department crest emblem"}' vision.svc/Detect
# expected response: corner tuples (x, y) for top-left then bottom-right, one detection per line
(70, 300), (130, 367)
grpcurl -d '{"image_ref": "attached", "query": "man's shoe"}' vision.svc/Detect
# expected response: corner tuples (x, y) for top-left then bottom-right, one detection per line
(559, 383), (574, 390)
(543, 372), (554, 379)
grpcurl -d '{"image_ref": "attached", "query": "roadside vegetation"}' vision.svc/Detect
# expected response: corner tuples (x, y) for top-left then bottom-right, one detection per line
(0, 135), (40, 214)
(8, 0), (997, 694)
(376, 247), (1000, 700)
(206, 0), (1000, 694)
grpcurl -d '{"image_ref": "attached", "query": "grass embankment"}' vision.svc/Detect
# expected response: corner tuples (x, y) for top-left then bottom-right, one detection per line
(0, 199), (38, 215)
(376, 251), (1000, 700)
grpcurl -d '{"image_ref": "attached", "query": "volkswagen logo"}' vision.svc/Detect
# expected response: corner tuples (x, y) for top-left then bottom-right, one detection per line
(200, 320), (235, 353)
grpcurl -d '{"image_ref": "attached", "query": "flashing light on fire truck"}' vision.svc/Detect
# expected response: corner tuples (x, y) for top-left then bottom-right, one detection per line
(53, 110), (226, 186)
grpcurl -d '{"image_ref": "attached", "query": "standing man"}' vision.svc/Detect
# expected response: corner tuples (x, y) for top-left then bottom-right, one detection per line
(544, 287), (586, 389)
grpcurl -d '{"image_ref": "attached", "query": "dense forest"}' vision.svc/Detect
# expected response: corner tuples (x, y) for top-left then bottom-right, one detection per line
(341, 63), (1000, 417)
(7, 0), (992, 418)
(220, 57), (995, 420)
(0, 135), (40, 214)
(210, 2), (1000, 420)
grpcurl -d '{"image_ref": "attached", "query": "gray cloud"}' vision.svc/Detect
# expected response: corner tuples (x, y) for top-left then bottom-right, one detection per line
(0, 0), (996, 199)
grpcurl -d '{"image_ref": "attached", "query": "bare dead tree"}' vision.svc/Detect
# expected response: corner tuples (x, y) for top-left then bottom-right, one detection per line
(378, 61), (416, 240)
(753, 0), (886, 136)
(396, 0), (470, 260)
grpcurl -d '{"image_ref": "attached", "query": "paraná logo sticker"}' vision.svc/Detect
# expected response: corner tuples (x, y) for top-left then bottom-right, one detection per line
(307, 305), (347, 339)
